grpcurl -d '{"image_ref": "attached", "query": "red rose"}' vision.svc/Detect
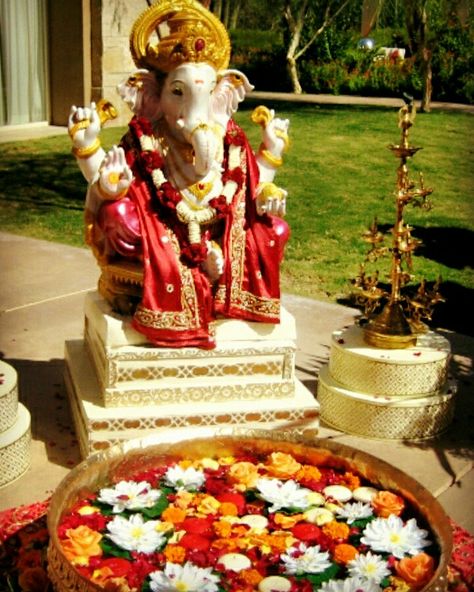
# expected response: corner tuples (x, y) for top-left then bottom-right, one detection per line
(99, 557), (131, 577)
(181, 517), (213, 536)
(216, 492), (246, 515)
(291, 523), (323, 542)
(179, 533), (212, 552)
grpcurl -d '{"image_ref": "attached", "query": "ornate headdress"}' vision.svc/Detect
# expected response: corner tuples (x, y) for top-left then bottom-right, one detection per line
(130, 0), (231, 74)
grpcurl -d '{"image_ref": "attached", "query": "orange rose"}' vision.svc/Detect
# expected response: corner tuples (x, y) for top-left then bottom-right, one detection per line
(372, 490), (405, 517)
(333, 543), (359, 564)
(228, 461), (259, 488)
(265, 452), (302, 479)
(18, 567), (49, 592)
(395, 553), (436, 589)
(60, 525), (103, 566)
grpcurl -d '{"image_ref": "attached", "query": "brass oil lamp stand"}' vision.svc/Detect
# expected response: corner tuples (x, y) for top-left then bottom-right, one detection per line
(353, 98), (442, 349)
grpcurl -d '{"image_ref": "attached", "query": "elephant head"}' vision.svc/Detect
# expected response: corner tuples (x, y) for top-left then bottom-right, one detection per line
(118, 65), (253, 178)
(117, 0), (254, 180)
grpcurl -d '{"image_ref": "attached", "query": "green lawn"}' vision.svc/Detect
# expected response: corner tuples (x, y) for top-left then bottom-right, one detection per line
(1, 103), (472, 333)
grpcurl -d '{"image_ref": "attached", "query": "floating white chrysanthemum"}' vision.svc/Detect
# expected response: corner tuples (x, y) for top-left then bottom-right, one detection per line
(256, 478), (313, 512)
(164, 465), (206, 491)
(347, 551), (391, 583)
(336, 501), (373, 524)
(149, 561), (220, 592)
(106, 513), (165, 554)
(319, 576), (382, 592)
(98, 480), (163, 513)
(280, 542), (331, 575)
(361, 515), (431, 559)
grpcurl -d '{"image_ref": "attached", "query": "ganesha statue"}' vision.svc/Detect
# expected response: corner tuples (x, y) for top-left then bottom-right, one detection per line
(68, 0), (290, 349)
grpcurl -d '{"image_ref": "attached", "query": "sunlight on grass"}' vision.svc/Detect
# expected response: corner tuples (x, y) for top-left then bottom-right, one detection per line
(1, 104), (473, 329)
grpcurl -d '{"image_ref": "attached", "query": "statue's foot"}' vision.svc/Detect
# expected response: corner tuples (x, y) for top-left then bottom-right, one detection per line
(202, 242), (224, 283)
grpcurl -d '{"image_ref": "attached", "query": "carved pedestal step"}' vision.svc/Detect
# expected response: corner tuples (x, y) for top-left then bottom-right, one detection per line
(317, 325), (456, 440)
(65, 340), (319, 458)
(84, 291), (298, 407)
(0, 360), (31, 487)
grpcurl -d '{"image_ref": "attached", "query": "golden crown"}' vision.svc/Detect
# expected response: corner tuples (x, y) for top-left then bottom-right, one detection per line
(130, 0), (231, 74)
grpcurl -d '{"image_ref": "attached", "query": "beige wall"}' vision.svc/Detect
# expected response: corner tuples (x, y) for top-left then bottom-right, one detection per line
(97, 0), (147, 126)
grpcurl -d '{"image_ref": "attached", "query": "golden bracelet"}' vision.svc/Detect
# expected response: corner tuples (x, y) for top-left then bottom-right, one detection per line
(72, 138), (101, 159)
(68, 119), (90, 139)
(258, 147), (283, 168)
(97, 179), (128, 201)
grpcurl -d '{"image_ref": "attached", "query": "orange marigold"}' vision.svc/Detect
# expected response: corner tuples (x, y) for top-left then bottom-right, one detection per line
(322, 521), (350, 541)
(274, 512), (304, 529)
(333, 543), (359, 564)
(211, 538), (239, 552)
(219, 502), (238, 516)
(240, 568), (264, 585)
(213, 520), (232, 538)
(295, 464), (322, 482)
(342, 471), (361, 490)
(161, 505), (187, 524)
(163, 544), (186, 564)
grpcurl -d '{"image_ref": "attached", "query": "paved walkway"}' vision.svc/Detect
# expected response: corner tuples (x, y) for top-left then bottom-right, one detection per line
(0, 232), (473, 533)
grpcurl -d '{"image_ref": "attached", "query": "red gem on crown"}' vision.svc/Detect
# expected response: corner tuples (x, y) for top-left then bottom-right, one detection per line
(195, 38), (205, 52)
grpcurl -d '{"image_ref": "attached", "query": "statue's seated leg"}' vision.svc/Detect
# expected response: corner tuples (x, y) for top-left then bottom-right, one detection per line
(96, 197), (142, 259)
(95, 197), (144, 315)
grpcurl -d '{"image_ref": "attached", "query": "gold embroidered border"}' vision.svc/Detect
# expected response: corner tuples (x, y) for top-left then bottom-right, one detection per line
(134, 230), (202, 331)
(223, 150), (280, 319)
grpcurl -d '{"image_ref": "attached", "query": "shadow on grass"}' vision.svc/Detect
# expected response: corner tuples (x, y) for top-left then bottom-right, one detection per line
(0, 150), (84, 210)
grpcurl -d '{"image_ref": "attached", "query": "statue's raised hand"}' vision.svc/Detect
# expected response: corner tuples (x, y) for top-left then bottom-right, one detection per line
(68, 102), (101, 149)
(261, 111), (290, 157)
(98, 146), (133, 200)
(256, 182), (287, 217)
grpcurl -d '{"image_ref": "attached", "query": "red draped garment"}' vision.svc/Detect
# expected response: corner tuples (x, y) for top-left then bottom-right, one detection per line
(97, 117), (289, 349)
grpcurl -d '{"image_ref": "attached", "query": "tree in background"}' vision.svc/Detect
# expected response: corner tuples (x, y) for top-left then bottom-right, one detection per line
(283, 0), (357, 93)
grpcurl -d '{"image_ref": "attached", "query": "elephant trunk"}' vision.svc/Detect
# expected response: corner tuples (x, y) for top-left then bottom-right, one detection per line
(189, 123), (219, 178)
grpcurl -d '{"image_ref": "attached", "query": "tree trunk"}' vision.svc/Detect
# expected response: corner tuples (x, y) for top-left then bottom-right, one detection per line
(223, 0), (231, 28)
(420, 48), (432, 112)
(212, 0), (223, 20)
(404, 0), (432, 113)
(287, 55), (302, 94)
(229, 0), (242, 30)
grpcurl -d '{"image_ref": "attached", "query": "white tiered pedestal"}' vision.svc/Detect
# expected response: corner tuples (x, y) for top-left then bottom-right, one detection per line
(317, 325), (456, 440)
(0, 360), (31, 487)
(65, 292), (319, 457)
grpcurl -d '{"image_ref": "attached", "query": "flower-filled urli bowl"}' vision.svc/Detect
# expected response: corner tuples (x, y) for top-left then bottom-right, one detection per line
(46, 428), (452, 592)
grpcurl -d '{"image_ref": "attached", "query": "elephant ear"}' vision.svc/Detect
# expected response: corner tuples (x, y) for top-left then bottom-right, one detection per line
(212, 69), (254, 131)
(117, 69), (162, 121)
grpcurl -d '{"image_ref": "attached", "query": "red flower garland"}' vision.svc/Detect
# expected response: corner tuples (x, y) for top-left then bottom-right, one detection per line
(127, 117), (243, 266)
